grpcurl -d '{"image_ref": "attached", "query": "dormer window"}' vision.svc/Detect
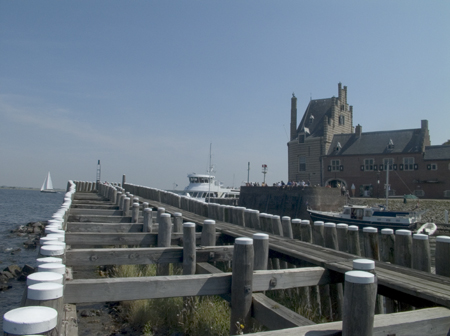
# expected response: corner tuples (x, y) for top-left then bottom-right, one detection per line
(309, 115), (314, 125)
(387, 139), (394, 150)
(336, 142), (342, 152)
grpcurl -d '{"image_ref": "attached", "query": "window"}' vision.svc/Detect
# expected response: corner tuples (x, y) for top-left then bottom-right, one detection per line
(331, 160), (340, 172)
(404, 157), (414, 171)
(414, 189), (425, 197)
(299, 157), (306, 171)
(364, 159), (374, 171)
(339, 115), (345, 125)
(427, 163), (437, 170)
(298, 134), (305, 143)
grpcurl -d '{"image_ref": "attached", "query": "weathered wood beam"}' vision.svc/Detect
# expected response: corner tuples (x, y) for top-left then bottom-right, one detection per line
(64, 267), (332, 303)
(249, 307), (450, 336)
(67, 223), (144, 233)
(68, 215), (132, 223)
(66, 246), (234, 266)
(196, 262), (315, 330)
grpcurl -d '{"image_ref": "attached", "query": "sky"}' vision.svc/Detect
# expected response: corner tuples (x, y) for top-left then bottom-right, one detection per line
(1, 1), (449, 190)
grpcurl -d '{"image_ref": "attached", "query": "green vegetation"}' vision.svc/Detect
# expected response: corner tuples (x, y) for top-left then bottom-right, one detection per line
(112, 264), (233, 335)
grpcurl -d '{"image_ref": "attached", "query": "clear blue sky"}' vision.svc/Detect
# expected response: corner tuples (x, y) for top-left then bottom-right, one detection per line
(1, 1), (449, 190)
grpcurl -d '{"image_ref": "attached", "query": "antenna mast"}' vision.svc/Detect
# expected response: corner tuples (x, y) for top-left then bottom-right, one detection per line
(96, 160), (101, 189)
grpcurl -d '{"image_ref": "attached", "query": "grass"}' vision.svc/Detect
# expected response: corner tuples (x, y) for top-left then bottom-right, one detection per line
(112, 263), (233, 335)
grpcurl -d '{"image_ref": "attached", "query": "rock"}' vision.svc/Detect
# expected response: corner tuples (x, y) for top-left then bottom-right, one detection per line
(22, 264), (35, 276)
(0, 271), (15, 280)
(0, 283), (12, 291)
(3, 265), (21, 277)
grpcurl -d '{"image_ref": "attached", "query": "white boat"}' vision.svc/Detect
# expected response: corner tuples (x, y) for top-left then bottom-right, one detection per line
(40, 172), (57, 193)
(308, 204), (424, 231)
(183, 173), (239, 201)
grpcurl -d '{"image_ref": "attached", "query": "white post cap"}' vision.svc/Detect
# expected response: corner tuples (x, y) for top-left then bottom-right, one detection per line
(27, 282), (64, 300)
(292, 219), (301, 224)
(161, 213), (171, 218)
(27, 272), (64, 286)
(353, 259), (375, 270)
(345, 270), (375, 284)
(38, 263), (66, 275)
(396, 229), (412, 236)
(381, 228), (394, 235)
(40, 245), (65, 256)
(235, 237), (253, 245)
(301, 220), (310, 225)
(314, 221), (324, 226)
(3, 306), (57, 334)
(183, 222), (195, 228)
(363, 227), (377, 233)
(324, 222), (336, 228)
(413, 233), (429, 240)
(348, 225), (359, 231)
(204, 219), (216, 225)
(436, 236), (450, 243)
(36, 257), (63, 266)
(173, 212), (182, 217)
(253, 233), (269, 240)
(337, 223), (348, 229)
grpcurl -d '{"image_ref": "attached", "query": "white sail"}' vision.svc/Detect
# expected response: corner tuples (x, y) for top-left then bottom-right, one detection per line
(41, 172), (55, 192)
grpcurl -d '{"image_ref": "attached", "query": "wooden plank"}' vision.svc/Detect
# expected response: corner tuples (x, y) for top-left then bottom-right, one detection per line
(65, 232), (157, 246)
(69, 209), (123, 216)
(68, 215), (132, 223)
(252, 293), (315, 330)
(63, 267), (330, 303)
(248, 307), (450, 336)
(67, 223), (144, 232)
(61, 304), (78, 336)
(66, 246), (234, 266)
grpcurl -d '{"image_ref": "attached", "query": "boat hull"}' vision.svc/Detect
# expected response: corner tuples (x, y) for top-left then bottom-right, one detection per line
(308, 210), (416, 231)
(40, 190), (57, 193)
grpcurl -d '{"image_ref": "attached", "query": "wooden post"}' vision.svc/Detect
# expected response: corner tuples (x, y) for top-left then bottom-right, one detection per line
(123, 197), (131, 217)
(281, 216), (293, 239)
(313, 221), (331, 320)
(230, 237), (254, 335)
(342, 271), (377, 336)
(347, 225), (361, 256)
(363, 227), (379, 260)
(173, 212), (183, 234)
(259, 213), (268, 232)
(380, 228), (396, 313)
(291, 219), (302, 240)
(131, 202), (140, 223)
(183, 222), (196, 275)
(352, 259), (383, 314)
(394, 229), (413, 311)
(24, 282), (64, 332)
(122, 174), (126, 187)
(412, 234), (431, 272)
(201, 219), (216, 246)
(3, 306), (58, 336)
(250, 210), (261, 231)
(300, 220), (312, 243)
(435, 236), (450, 277)
(324, 222), (343, 321)
(244, 209), (253, 229)
(156, 207), (165, 225)
(312, 221), (325, 246)
(143, 208), (152, 232)
(235, 207), (246, 227)
(337, 223), (348, 252)
(394, 229), (412, 268)
(253, 233), (269, 270)
(157, 213), (172, 275)
(271, 215), (283, 236)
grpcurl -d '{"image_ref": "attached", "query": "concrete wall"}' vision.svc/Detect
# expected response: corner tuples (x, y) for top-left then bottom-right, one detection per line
(238, 186), (345, 219)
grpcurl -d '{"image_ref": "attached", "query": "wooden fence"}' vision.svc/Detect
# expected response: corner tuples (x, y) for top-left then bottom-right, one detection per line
(3, 178), (450, 336)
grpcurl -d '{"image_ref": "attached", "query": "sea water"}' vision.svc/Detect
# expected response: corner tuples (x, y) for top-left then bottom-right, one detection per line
(0, 189), (64, 329)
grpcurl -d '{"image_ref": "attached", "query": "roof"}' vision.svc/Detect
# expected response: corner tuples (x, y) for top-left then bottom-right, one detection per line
(423, 145), (450, 160)
(297, 98), (333, 137)
(327, 128), (426, 156)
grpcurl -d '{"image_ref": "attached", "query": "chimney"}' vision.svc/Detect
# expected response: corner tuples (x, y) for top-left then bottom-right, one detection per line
(355, 124), (362, 138)
(290, 93), (297, 141)
(421, 119), (428, 131)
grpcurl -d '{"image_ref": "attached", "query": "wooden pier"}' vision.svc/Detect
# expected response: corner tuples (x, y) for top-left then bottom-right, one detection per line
(3, 179), (450, 335)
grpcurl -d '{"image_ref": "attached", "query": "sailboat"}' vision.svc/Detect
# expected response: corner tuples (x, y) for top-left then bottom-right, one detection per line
(41, 172), (56, 193)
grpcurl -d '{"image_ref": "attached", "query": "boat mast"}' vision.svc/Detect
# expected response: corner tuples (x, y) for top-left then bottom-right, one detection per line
(208, 143), (212, 204)
(385, 164), (389, 210)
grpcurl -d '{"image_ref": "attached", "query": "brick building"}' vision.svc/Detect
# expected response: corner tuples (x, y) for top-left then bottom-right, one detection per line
(288, 83), (450, 199)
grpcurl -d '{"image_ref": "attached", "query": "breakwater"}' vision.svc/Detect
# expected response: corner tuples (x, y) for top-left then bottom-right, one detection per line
(3, 179), (450, 336)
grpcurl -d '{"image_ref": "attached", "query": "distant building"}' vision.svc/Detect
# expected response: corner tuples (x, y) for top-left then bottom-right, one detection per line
(288, 83), (450, 199)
